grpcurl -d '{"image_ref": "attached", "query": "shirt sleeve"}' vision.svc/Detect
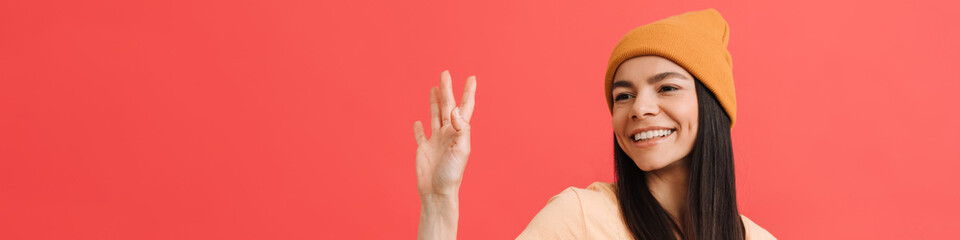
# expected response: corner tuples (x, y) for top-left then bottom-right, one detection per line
(515, 187), (585, 240)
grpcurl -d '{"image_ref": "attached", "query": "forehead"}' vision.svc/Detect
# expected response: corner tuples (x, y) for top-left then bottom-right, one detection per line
(613, 56), (693, 82)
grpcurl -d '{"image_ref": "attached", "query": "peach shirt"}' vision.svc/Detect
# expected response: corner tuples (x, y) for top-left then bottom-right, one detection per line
(516, 182), (776, 240)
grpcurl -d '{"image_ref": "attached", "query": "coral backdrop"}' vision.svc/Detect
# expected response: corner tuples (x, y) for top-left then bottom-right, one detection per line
(1, 0), (958, 239)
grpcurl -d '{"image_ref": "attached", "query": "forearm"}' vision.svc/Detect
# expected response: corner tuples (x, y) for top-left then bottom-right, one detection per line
(417, 194), (459, 240)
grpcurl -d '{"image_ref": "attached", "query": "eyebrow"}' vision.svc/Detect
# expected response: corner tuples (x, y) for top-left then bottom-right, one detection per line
(612, 72), (689, 89)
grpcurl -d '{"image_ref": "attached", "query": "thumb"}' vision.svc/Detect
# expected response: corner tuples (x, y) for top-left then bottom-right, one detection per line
(450, 107), (468, 131)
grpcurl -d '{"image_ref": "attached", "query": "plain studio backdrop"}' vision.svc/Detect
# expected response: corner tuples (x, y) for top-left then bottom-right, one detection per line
(1, 0), (958, 239)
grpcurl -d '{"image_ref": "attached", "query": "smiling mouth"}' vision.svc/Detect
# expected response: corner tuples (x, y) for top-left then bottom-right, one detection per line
(632, 129), (676, 142)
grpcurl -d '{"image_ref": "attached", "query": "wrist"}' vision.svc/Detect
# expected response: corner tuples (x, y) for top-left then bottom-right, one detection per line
(420, 193), (459, 213)
(420, 186), (460, 200)
(418, 192), (459, 240)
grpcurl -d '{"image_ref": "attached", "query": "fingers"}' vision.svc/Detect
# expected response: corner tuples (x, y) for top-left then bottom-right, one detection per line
(450, 107), (471, 149)
(439, 70), (456, 126)
(429, 86), (440, 133)
(450, 107), (469, 132)
(460, 75), (477, 122)
(433, 70), (476, 130)
(413, 121), (427, 145)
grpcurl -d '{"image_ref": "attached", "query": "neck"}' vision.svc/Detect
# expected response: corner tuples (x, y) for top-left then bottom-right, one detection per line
(645, 158), (689, 229)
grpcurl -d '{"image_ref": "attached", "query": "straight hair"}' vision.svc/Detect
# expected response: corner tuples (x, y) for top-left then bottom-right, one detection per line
(614, 79), (744, 240)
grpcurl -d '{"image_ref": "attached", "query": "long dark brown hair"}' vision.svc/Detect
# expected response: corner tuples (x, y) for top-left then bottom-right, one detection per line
(614, 79), (744, 240)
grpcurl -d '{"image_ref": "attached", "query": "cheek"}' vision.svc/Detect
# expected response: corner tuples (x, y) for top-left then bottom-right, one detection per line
(666, 96), (699, 129)
(677, 98), (699, 146)
(611, 108), (632, 148)
(684, 98), (699, 133)
(611, 108), (629, 132)
(679, 97), (699, 121)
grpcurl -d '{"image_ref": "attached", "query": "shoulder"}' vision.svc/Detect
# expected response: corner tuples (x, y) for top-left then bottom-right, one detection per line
(517, 182), (628, 239)
(574, 181), (619, 205)
(559, 182), (621, 222)
(516, 185), (587, 239)
(539, 181), (618, 210)
(740, 214), (777, 240)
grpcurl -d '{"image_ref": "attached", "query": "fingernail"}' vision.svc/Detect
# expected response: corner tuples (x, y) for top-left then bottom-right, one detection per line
(453, 108), (461, 118)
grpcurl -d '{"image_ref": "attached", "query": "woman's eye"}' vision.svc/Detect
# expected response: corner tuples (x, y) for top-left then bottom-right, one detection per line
(659, 86), (678, 92)
(615, 93), (633, 101)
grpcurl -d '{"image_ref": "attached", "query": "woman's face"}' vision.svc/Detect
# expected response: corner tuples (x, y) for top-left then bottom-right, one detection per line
(611, 56), (699, 171)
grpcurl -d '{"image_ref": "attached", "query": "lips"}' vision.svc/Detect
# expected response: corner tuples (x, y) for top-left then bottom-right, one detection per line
(633, 129), (675, 142)
(627, 127), (676, 148)
(627, 126), (677, 141)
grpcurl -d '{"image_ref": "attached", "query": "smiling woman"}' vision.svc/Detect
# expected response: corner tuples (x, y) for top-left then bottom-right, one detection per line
(611, 56), (758, 239)
(611, 58), (700, 172)
(414, 8), (775, 240)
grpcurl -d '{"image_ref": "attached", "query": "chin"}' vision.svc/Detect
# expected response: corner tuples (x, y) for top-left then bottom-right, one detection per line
(631, 158), (675, 172)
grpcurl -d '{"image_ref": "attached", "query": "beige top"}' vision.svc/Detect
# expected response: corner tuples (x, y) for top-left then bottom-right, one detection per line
(516, 182), (776, 240)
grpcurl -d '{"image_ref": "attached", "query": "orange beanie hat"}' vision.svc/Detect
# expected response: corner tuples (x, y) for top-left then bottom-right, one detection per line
(604, 8), (737, 127)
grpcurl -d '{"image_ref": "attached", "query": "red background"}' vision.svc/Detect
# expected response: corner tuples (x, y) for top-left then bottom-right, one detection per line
(2, 0), (959, 239)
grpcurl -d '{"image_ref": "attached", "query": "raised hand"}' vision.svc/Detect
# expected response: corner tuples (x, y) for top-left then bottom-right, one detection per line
(413, 70), (477, 198)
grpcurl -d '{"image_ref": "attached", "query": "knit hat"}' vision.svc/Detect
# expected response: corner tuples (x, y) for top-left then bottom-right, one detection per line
(604, 8), (737, 127)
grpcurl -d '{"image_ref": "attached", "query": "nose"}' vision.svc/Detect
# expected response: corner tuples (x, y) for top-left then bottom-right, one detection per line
(630, 91), (659, 120)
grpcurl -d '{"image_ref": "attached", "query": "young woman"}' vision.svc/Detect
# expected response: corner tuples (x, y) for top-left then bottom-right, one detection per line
(412, 9), (775, 240)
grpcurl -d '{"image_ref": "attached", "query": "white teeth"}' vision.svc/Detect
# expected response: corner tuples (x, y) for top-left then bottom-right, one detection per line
(633, 129), (674, 141)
